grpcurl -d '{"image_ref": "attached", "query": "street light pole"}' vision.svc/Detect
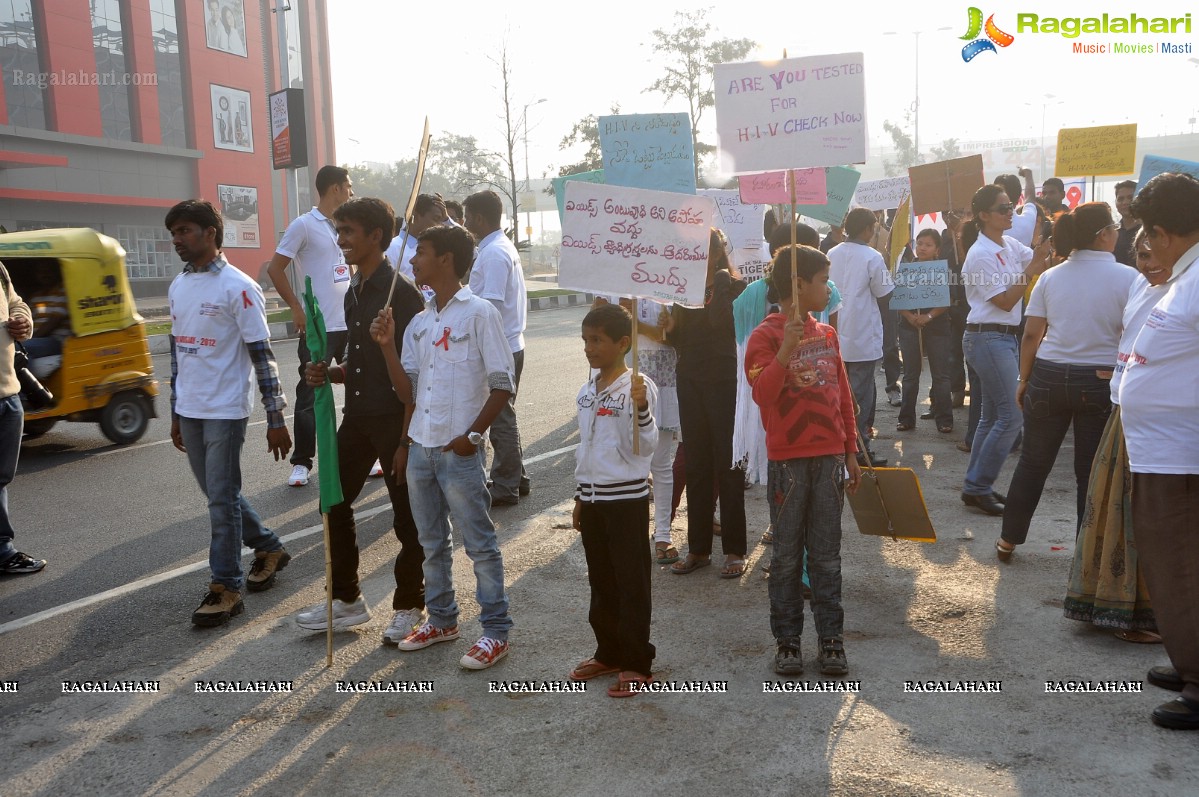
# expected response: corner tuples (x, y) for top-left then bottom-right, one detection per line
(884, 27), (950, 165)
(520, 98), (546, 248)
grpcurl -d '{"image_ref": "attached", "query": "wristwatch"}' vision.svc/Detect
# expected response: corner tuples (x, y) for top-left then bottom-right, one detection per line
(467, 431), (485, 446)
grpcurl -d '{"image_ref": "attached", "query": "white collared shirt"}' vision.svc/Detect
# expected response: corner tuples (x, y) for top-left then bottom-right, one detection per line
(275, 207), (350, 331)
(826, 240), (893, 362)
(468, 229), (527, 353)
(1025, 250), (1138, 365)
(962, 234), (1033, 325)
(401, 286), (516, 447)
(384, 231), (417, 280)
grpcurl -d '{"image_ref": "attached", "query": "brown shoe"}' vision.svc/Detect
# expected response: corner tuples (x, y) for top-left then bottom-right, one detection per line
(191, 584), (244, 627)
(246, 548), (291, 592)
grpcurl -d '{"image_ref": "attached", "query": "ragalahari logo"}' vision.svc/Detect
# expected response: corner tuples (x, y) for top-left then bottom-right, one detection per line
(960, 7), (1015, 62)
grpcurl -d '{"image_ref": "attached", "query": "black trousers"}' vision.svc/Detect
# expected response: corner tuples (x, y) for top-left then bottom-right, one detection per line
(326, 412), (424, 610)
(579, 498), (655, 676)
(292, 330), (348, 468)
(677, 376), (746, 557)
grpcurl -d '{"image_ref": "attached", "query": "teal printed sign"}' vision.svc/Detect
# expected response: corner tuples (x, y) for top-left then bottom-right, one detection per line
(552, 169), (606, 222)
(890, 259), (951, 311)
(793, 166), (862, 226)
(598, 113), (696, 194)
(1137, 155), (1199, 195)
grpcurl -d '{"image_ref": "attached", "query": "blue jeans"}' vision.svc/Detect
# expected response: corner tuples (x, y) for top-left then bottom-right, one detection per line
(179, 416), (283, 591)
(962, 332), (1022, 496)
(0, 394), (23, 561)
(844, 360), (879, 454)
(407, 445), (512, 640)
(1001, 360), (1112, 544)
(768, 456), (846, 643)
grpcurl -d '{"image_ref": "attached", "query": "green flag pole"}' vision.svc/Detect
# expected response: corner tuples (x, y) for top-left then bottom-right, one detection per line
(303, 276), (344, 667)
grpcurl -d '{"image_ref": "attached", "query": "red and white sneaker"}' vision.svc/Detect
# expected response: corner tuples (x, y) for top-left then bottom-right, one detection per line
(460, 636), (509, 670)
(396, 621), (459, 651)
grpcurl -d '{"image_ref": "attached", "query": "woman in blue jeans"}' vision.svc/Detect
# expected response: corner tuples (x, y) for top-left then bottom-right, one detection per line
(958, 185), (1051, 518)
(997, 203), (1139, 560)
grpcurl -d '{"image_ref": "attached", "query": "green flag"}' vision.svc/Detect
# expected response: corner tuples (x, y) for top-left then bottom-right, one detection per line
(302, 276), (344, 513)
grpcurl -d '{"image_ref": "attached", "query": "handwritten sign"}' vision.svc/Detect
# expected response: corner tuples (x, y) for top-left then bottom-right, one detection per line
(1054, 124), (1137, 177)
(889, 259), (951, 311)
(559, 182), (715, 306)
(699, 189), (769, 279)
(714, 52), (867, 174)
(1137, 154), (1199, 194)
(854, 176), (911, 211)
(908, 155), (985, 216)
(552, 169), (605, 222)
(737, 168), (826, 204)
(793, 166), (862, 226)
(598, 113), (696, 194)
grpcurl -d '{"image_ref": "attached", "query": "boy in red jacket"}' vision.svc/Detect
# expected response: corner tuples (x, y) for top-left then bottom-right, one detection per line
(745, 244), (861, 678)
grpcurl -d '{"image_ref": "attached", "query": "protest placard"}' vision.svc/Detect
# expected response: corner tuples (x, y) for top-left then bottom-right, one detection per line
(737, 168), (826, 204)
(1054, 124), (1137, 177)
(699, 189), (769, 280)
(793, 166), (862, 226)
(855, 176), (911, 211)
(714, 52), (866, 174)
(552, 169), (605, 222)
(908, 155), (985, 216)
(559, 182), (715, 306)
(889, 260), (951, 311)
(598, 113), (696, 194)
(1137, 154), (1199, 193)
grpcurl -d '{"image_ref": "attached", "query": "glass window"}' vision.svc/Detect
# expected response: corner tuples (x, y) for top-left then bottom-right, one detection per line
(118, 225), (177, 280)
(91, 0), (133, 141)
(149, 0), (185, 147)
(0, 0), (45, 130)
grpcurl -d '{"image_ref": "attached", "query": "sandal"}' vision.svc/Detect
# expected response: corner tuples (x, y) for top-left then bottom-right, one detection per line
(996, 539), (1015, 563)
(938, 424), (954, 434)
(570, 657), (620, 680)
(670, 555), (711, 575)
(607, 671), (652, 698)
(720, 558), (746, 579)
(655, 543), (680, 565)
(1115, 630), (1163, 644)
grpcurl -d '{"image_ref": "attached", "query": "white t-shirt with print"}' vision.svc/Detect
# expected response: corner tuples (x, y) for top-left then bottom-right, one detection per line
(276, 207), (350, 331)
(1111, 275), (1168, 404)
(962, 234), (1033, 326)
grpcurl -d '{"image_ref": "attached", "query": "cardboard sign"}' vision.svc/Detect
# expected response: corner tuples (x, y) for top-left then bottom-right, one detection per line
(855, 176), (911, 211)
(908, 155), (986, 216)
(559, 182), (715, 306)
(699, 189), (769, 281)
(598, 113), (696, 194)
(793, 166), (862, 226)
(737, 168), (827, 204)
(552, 169), (605, 222)
(889, 259), (951, 311)
(849, 467), (936, 543)
(714, 52), (867, 174)
(1137, 154), (1199, 194)
(1054, 124), (1137, 177)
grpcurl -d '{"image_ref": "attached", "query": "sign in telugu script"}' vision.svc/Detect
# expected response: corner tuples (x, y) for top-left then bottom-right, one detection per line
(1137, 154), (1199, 193)
(854, 176), (911, 212)
(1054, 124), (1137, 177)
(889, 259), (951, 311)
(699, 189), (768, 280)
(559, 182), (715, 306)
(598, 113), (696, 194)
(552, 169), (605, 222)
(792, 166), (862, 226)
(737, 168), (826, 204)
(714, 52), (867, 174)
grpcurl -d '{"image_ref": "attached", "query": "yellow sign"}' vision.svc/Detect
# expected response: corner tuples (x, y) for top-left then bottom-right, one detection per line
(1054, 124), (1138, 177)
(889, 194), (911, 273)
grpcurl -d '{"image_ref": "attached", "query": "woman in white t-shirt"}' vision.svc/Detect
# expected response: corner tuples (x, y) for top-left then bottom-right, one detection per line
(1065, 231), (1168, 638)
(997, 202), (1139, 560)
(958, 185), (1052, 519)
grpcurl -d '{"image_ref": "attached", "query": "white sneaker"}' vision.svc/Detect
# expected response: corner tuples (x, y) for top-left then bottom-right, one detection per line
(288, 464), (310, 487)
(369, 460), (384, 478)
(382, 608), (426, 645)
(295, 597), (370, 631)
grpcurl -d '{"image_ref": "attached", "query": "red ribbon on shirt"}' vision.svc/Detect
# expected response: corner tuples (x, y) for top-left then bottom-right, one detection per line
(433, 326), (451, 350)
(242, 290), (252, 309)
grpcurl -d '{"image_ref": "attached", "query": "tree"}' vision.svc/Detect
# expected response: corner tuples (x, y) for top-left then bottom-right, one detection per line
(644, 8), (754, 183)
(554, 104), (620, 179)
(882, 113), (919, 177)
(929, 138), (963, 162)
(428, 132), (508, 199)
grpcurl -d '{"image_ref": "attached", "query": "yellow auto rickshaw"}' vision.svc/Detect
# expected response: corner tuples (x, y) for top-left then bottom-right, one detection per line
(0, 228), (158, 444)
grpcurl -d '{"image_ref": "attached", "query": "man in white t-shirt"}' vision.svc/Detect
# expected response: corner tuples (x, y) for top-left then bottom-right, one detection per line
(464, 190), (529, 505)
(1119, 172), (1199, 731)
(827, 208), (893, 467)
(166, 199), (292, 627)
(267, 166), (353, 488)
(385, 193), (452, 281)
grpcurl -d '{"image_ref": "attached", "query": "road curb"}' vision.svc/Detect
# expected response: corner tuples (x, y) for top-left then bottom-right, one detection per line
(146, 293), (594, 354)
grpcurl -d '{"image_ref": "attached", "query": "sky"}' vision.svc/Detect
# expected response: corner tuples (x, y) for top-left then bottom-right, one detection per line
(326, 0), (1199, 192)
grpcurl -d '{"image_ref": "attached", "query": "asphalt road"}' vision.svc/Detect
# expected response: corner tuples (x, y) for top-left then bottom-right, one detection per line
(0, 305), (1194, 797)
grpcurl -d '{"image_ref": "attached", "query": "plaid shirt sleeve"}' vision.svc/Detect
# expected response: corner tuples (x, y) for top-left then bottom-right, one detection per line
(169, 335), (178, 417)
(246, 339), (287, 428)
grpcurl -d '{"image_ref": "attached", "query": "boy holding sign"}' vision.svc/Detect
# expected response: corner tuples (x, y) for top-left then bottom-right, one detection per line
(570, 303), (659, 696)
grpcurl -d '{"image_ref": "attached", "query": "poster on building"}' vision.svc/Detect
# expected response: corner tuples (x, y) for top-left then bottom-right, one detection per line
(211, 84), (253, 153)
(217, 185), (260, 248)
(269, 88), (307, 169)
(204, 0), (248, 58)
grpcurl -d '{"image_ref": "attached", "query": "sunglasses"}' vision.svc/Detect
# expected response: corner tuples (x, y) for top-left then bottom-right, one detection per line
(988, 203), (1014, 215)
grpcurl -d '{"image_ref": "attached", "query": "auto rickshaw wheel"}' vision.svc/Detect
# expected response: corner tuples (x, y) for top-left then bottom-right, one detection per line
(22, 418), (57, 438)
(100, 391), (150, 445)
